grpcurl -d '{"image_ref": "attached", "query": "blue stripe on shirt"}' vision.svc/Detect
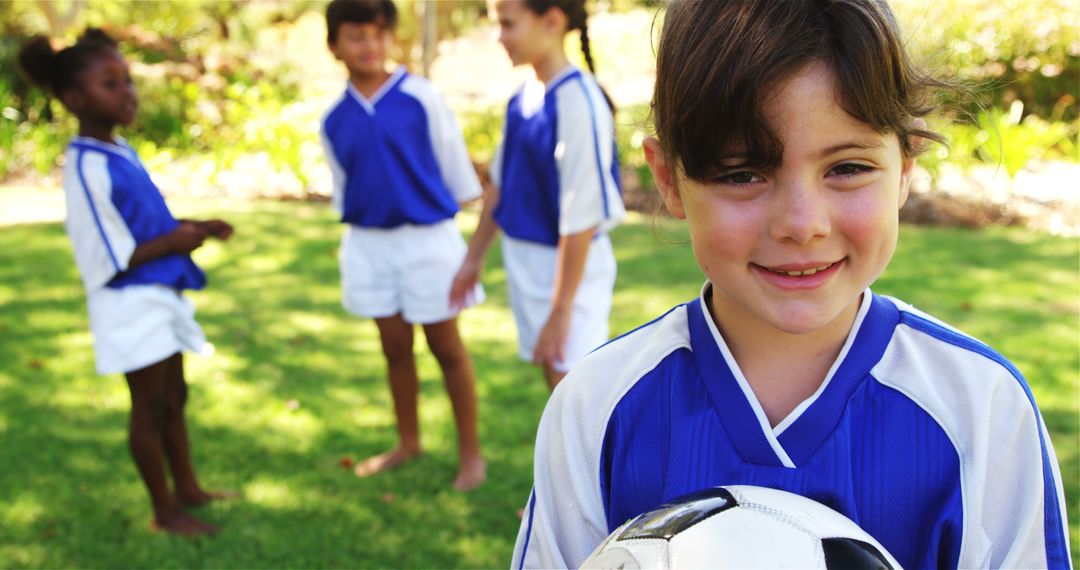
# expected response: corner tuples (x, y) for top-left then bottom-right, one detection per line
(573, 75), (610, 219)
(76, 149), (122, 272)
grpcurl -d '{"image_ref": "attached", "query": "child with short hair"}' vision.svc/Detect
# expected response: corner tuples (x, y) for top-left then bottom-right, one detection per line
(18, 29), (234, 537)
(322, 0), (486, 491)
(511, 0), (1070, 567)
(451, 0), (626, 390)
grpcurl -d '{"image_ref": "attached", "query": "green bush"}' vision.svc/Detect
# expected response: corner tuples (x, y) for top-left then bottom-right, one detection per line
(976, 101), (1073, 178)
(894, 0), (1079, 122)
(921, 103), (1074, 181)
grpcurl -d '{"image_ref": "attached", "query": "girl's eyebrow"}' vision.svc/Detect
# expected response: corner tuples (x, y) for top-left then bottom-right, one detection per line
(818, 139), (884, 159)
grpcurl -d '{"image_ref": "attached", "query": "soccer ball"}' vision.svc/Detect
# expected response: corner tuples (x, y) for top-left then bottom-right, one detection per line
(581, 485), (899, 569)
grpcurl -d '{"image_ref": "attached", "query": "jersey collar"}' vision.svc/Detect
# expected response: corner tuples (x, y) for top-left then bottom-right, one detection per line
(346, 66), (407, 115)
(545, 64), (580, 91)
(687, 282), (899, 467)
(69, 136), (143, 170)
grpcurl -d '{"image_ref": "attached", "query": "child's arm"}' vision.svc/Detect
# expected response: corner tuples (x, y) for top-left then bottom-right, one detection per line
(128, 222), (208, 268)
(532, 227), (594, 368)
(450, 181), (501, 310)
(180, 218), (234, 240)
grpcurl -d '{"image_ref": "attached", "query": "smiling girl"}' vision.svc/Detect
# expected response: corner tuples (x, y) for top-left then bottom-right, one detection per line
(510, 1), (1070, 568)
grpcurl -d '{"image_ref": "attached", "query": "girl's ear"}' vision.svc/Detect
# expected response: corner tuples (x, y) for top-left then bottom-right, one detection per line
(899, 118), (927, 209)
(898, 155), (914, 209)
(643, 136), (686, 219)
(542, 5), (568, 34)
(60, 89), (85, 114)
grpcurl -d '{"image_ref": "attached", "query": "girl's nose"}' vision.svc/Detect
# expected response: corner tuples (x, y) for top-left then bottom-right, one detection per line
(769, 181), (831, 244)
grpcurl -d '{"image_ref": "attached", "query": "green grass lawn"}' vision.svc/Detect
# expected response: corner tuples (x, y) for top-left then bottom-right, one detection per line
(0, 198), (1076, 568)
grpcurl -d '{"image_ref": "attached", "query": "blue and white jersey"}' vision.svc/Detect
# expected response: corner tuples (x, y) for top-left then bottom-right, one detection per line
(63, 136), (205, 293)
(491, 66), (625, 246)
(512, 287), (1071, 569)
(320, 67), (482, 228)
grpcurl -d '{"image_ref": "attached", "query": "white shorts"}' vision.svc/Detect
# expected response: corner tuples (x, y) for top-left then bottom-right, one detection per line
(86, 284), (207, 375)
(339, 220), (484, 324)
(502, 234), (616, 373)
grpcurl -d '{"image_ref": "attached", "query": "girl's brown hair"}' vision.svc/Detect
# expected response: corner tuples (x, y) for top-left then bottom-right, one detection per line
(652, 0), (946, 182)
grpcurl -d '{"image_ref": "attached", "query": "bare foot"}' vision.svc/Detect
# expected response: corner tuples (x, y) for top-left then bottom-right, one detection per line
(176, 489), (240, 509)
(452, 455), (487, 492)
(354, 447), (422, 478)
(150, 510), (218, 537)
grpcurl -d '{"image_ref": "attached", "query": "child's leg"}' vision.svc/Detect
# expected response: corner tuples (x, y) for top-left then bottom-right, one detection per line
(160, 352), (232, 507)
(422, 317), (486, 491)
(355, 314), (422, 477)
(125, 358), (216, 536)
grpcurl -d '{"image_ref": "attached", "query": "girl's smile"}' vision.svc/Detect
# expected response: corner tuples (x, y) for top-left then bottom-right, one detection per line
(752, 259), (844, 291)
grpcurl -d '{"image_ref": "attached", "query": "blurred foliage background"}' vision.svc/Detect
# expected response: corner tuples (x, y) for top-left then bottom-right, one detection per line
(0, 0), (1076, 195)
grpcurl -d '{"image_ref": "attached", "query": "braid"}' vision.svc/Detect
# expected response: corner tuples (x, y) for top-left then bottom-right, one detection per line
(579, 22), (616, 114)
(578, 20), (597, 75)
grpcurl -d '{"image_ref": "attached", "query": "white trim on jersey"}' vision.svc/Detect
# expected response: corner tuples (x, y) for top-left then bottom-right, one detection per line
(64, 147), (136, 291)
(489, 126), (505, 189)
(346, 66), (406, 115)
(773, 291), (873, 435)
(319, 108), (348, 215)
(874, 300), (1071, 568)
(398, 76), (482, 204)
(553, 74), (625, 236)
(512, 303), (693, 569)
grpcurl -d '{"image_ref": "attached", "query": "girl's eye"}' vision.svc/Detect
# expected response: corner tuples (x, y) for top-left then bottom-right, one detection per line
(829, 163), (874, 177)
(715, 171), (763, 185)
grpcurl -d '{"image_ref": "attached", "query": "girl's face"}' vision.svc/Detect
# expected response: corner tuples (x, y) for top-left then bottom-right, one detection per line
(330, 22), (391, 79)
(71, 49), (137, 127)
(494, 0), (562, 67)
(646, 61), (914, 340)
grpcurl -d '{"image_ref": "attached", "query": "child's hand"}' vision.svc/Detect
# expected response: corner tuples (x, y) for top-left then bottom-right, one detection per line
(170, 222), (209, 254)
(202, 219), (234, 240)
(533, 309), (571, 371)
(449, 259), (481, 310)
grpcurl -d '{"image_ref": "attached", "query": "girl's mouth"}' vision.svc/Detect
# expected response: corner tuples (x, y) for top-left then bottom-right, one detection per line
(761, 261), (839, 277)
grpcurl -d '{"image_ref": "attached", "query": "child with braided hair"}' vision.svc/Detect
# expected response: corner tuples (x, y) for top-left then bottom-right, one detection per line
(451, 0), (626, 389)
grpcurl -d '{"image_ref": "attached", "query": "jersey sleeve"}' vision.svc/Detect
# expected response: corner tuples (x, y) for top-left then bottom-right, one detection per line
(877, 311), (1072, 569)
(400, 77), (482, 204)
(320, 119), (347, 216)
(489, 130), (505, 190)
(971, 366), (1071, 568)
(554, 80), (626, 236)
(63, 148), (136, 291)
(511, 366), (612, 568)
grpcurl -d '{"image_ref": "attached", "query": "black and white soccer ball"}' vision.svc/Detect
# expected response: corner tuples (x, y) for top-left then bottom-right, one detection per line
(581, 485), (900, 569)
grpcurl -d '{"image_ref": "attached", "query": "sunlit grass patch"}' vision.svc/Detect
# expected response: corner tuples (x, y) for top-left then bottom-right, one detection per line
(0, 198), (1075, 568)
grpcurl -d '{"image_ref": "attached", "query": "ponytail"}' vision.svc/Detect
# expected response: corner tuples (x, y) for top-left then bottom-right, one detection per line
(17, 28), (118, 98)
(17, 36), (60, 94)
